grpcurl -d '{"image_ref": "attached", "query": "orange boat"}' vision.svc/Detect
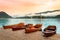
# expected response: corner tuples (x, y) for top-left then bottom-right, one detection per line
(25, 24), (42, 33)
(34, 24), (42, 31)
(12, 23), (25, 31)
(3, 22), (25, 29)
(43, 25), (56, 37)
(3, 25), (15, 29)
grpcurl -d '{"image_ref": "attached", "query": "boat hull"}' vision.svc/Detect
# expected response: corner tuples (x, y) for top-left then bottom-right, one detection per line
(43, 30), (56, 37)
(25, 24), (42, 33)
(43, 25), (56, 37)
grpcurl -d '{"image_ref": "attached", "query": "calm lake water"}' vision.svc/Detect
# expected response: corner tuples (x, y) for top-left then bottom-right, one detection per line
(0, 18), (60, 34)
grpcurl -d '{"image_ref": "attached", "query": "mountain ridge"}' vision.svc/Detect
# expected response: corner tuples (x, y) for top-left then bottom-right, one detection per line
(0, 11), (12, 18)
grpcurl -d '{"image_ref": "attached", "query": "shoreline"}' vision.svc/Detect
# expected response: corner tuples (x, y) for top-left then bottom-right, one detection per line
(0, 28), (60, 40)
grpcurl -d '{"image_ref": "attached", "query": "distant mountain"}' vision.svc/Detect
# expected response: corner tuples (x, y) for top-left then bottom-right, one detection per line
(39, 15), (60, 18)
(15, 16), (31, 19)
(55, 15), (60, 18)
(15, 15), (60, 19)
(0, 11), (12, 18)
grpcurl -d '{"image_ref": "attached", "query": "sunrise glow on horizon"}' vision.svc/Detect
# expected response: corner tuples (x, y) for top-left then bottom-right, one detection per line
(0, 0), (60, 16)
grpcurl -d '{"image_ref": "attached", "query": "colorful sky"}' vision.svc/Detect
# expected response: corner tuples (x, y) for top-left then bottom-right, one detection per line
(0, 0), (60, 17)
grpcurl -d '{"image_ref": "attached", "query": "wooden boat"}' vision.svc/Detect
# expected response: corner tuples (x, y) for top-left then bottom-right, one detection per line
(34, 24), (42, 31)
(3, 23), (25, 30)
(12, 23), (26, 31)
(34, 24), (42, 28)
(12, 26), (25, 31)
(3, 25), (15, 29)
(25, 27), (38, 33)
(25, 24), (42, 33)
(25, 24), (34, 33)
(43, 25), (56, 37)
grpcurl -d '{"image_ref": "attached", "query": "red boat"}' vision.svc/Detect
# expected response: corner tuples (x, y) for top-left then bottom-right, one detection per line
(3, 25), (15, 29)
(25, 24), (42, 33)
(3, 23), (25, 30)
(34, 24), (42, 31)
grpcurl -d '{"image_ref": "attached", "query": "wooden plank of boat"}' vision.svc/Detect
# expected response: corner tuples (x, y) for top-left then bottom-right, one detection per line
(43, 30), (56, 37)
(25, 27), (38, 33)
(46, 25), (56, 30)
(12, 26), (26, 31)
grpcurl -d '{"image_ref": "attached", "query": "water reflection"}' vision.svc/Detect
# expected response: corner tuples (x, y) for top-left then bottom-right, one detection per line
(0, 18), (60, 34)
(0, 18), (9, 27)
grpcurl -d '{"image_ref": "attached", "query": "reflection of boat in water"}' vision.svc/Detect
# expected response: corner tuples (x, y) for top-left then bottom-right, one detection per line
(43, 25), (56, 37)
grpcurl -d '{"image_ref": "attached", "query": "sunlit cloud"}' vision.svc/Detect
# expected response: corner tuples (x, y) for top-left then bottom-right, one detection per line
(0, 0), (60, 16)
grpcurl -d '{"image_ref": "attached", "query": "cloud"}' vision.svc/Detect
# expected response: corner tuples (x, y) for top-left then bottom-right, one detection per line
(0, 0), (60, 16)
